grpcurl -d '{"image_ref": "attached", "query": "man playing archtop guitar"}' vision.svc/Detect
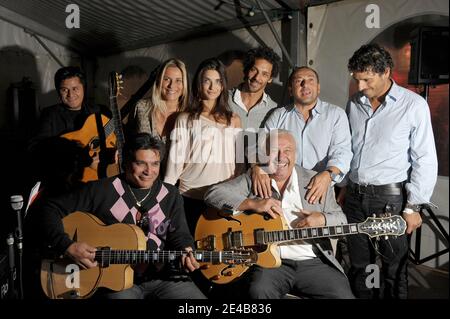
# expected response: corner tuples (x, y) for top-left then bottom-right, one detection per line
(204, 129), (355, 299)
(25, 133), (207, 299)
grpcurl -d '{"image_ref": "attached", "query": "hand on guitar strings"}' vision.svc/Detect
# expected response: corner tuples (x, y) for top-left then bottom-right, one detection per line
(181, 247), (200, 273)
(294, 209), (326, 228)
(65, 242), (98, 269)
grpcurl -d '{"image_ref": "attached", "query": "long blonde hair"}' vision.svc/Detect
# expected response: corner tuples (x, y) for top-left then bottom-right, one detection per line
(150, 58), (189, 121)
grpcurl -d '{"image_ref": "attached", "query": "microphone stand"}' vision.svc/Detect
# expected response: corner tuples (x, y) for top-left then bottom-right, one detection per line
(6, 233), (17, 299)
(10, 195), (24, 300)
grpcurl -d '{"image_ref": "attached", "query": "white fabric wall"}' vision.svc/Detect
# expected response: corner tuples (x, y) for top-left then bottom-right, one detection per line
(307, 0), (448, 107)
(0, 19), (80, 127)
(95, 22), (284, 106)
(308, 0), (449, 268)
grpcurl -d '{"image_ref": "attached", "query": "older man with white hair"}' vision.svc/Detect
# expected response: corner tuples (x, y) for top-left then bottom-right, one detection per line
(204, 129), (354, 299)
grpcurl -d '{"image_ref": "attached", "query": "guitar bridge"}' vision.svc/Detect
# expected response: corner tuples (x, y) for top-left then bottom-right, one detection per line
(195, 235), (216, 250)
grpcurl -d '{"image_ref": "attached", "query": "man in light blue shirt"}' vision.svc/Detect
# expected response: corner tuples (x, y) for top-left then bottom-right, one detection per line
(343, 44), (438, 299)
(252, 66), (352, 205)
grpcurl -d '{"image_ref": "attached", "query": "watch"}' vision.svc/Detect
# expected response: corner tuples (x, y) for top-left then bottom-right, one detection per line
(405, 203), (422, 212)
(325, 169), (338, 181)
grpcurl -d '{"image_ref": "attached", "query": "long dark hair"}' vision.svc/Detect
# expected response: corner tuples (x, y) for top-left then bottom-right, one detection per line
(187, 58), (232, 125)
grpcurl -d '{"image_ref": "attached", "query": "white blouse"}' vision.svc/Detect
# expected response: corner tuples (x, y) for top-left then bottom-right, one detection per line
(164, 112), (241, 199)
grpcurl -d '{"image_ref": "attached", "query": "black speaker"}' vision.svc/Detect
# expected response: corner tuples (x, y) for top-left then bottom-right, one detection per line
(408, 26), (449, 85)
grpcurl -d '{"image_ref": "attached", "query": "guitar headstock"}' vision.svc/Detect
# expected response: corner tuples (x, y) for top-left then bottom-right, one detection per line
(109, 71), (123, 98)
(358, 215), (407, 238)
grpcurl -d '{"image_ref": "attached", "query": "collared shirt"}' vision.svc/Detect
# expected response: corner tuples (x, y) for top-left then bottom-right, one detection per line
(346, 80), (438, 204)
(264, 99), (352, 182)
(271, 169), (316, 261)
(228, 87), (277, 130)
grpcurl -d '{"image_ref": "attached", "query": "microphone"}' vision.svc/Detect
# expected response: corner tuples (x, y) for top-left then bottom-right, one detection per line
(10, 195), (24, 299)
(6, 233), (14, 269)
(10, 195), (24, 249)
(10, 195), (24, 211)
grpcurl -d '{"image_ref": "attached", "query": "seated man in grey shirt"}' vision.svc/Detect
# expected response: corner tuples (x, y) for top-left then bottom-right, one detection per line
(252, 66), (352, 206)
(204, 129), (354, 299)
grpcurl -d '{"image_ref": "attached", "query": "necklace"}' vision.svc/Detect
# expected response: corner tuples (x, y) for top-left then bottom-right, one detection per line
(127, 184), (152, 207)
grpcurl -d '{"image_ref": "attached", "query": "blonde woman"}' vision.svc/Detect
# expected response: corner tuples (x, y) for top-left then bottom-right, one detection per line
(129, 58), (189, 175)
(133, 58), (189, 140)
(164, 58), (242, 234)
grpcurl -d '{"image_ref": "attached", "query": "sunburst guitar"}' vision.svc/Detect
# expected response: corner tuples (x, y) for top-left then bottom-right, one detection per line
(195, 208), (406, 284)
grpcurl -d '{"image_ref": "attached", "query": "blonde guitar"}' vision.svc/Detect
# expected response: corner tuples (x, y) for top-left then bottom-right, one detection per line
(61, 114), (117, 182)
(61, 73), (124, 182)
(195, 208), (406, 284)
(41, 212), (256, 299)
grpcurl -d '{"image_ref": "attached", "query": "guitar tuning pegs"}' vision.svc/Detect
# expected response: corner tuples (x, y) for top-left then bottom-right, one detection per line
(372, 213), (376, 218)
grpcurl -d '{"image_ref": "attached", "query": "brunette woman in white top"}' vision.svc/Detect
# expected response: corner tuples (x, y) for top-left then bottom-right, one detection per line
(164, 58), (242, 234)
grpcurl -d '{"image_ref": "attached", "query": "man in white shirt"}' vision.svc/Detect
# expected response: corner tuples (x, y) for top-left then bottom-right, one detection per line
(204, 130), (354, 299)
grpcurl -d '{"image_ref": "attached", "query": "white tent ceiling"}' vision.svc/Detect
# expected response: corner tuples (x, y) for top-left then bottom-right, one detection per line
(0, 0), (339, 55)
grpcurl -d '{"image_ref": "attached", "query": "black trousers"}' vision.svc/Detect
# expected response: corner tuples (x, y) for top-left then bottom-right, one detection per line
(344, 188), (409, 299)
(244, 258), (354, 299)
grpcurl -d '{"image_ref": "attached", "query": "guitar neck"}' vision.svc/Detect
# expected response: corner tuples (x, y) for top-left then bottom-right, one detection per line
(260, 223), (360, 244)
(95, 249), (247, 266)
(109, 72), (125, 171)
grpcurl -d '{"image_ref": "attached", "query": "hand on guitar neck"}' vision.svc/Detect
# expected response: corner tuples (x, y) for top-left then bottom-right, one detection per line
(182, 247), (201, 272)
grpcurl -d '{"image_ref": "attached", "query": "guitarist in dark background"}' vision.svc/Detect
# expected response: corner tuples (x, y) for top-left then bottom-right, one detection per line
(28, 66), (110, 150)
(24, 133), (206, 299)
(27, 66), (112, 182)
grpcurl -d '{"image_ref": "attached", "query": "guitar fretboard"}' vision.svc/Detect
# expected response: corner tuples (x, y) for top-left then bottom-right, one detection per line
(95, 249), (250, 265)
(262, 223), (360, 244)
(109, 72), (125, 172)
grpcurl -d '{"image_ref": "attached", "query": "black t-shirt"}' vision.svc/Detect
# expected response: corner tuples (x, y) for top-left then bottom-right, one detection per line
(28, 103), (91, 151)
